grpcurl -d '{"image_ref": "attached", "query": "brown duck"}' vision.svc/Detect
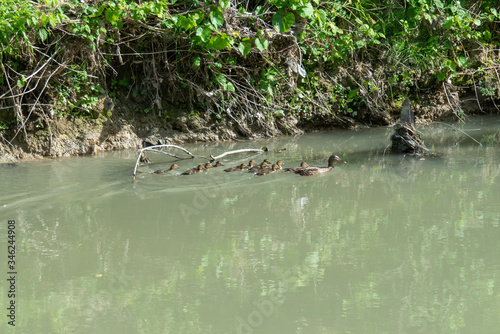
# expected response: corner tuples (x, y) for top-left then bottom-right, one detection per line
(256, 164), (279, 176)
(276, 160), (284, 169)
(248, 160), (269, 172)
(213, 161), (224, 167)
(224, 163), (247, 172)
(204, 163), (213, 170)
(297, 155), (346, 176)
(248, 160), (256, 168)
(154, 164), (179, 174)
(284, 162), (308, 173)
(181, 163), (205, 175)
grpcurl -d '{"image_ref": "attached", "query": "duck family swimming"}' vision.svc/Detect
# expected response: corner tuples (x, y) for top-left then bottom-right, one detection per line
(156, 155), (345, 176)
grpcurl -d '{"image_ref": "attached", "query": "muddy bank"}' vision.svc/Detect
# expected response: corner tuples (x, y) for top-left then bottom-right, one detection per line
(1, 87), (497, 163)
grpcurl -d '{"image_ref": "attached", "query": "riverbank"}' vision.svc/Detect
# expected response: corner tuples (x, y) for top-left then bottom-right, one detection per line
(1, 85), (497, 163)
(1, 1), (499, 162)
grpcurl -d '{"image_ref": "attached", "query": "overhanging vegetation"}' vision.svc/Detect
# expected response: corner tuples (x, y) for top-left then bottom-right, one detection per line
(1, 0), (499, 148)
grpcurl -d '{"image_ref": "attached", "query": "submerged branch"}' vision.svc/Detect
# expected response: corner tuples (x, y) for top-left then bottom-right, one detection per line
(133, 145), (265, 180)
(133, 144), (197, 180)
(210, 148), (265, 161)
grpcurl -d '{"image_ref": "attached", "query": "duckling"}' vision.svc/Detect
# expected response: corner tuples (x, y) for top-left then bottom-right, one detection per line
(213, 161), (224, 167)
(297, 155), (346, 176)
(248, 160), (256, 168)
(248, 161), (268, 172)
(256, 164), (279, 176)
(284, 162), (308, 173)
(181, 164), (205, 175)
(154, 164), (179, 174)
(204, 163), (213, 170)
(276, 160), (284, 169)
(224, 163), (247, 172)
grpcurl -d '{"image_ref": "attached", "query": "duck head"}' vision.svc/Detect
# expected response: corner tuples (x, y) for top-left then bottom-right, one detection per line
(328, 155), (346, 167)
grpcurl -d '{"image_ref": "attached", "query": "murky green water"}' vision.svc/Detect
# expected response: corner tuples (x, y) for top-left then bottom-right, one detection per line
(1, 117), (500, 334)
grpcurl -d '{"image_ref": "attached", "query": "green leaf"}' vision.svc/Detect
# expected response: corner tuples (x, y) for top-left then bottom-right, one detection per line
(355, 40), (365, 48)
(442, 18), (453, 29)
(436, 72), (446, 81)
(219, 0), (230, 10)
(255, 37), (268, 51)
(211, 36), (228, 50)
(39, 28), (48, 42)
(457, 56), (467, 68)
(224, 82), (235, 92)
(473, 19), (481, 26)
(316, 9), (327, 23)
(193, 56), (201, 68)
(434, 0), (444, 9)
(272, 10), (295, 33)
(296, 3), (314, 18)
(348, 89), (358, 100)
(16, 76), (26, 88)
(215, 74), (226, 85)
(210, 6), (224, 28)
(238, 41), (252, 55)
(196, 27), (212, 42)
(255, 6), (265, 16)
(105, 8), (120, 23)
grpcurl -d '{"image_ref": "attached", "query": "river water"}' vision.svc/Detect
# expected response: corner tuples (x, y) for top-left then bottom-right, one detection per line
(1, 116), (500, 333)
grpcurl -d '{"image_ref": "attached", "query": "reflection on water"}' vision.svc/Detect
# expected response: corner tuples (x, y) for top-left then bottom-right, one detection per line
(1, 117), (500, 333)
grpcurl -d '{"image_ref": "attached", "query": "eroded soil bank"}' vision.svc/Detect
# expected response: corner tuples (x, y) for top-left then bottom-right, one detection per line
(1, 86), (498, 163)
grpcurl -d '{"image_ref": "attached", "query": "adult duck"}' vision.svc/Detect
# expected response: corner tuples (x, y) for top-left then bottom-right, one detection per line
(224, 163), (247, 172)
(154, 164), (179, 174)
(284, 162), (308, 173)
(297, 155), (346, 176)
(256, 164), (279, 176)
(181, 164), (205, 175)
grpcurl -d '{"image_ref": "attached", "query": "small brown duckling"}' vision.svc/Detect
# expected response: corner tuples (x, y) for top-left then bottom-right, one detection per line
(248, 160), (256, 168)
(204, 163), (213, 170)
(248, 161), (268, 172)
(213, 161), (224, 167)
(256, 164), (279, 176)
(284, 162), (308, 173)
(298, 155), (346, 176)
(276, 160), (284, 169)
(224, 163), (247, 172)
(154, 164), (179, 174)
(181, 164), (205, 175)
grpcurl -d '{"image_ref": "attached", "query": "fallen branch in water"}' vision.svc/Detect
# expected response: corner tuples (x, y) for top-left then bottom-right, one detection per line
(133, 145), (265, 180)
(133, 144), (199, 180)
(210, 148), (265, 161)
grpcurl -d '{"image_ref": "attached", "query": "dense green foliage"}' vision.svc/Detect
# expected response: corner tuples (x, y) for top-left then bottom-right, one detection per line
(1, 0), (499, 136)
